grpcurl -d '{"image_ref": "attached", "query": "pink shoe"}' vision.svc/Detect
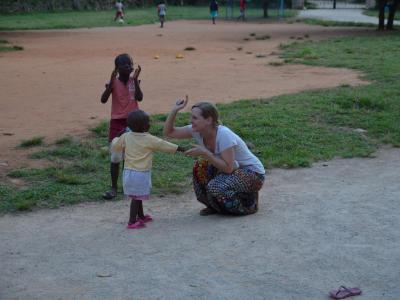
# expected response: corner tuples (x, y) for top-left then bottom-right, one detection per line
(139, 214), (153, 223)
(126, 220), (145, 229)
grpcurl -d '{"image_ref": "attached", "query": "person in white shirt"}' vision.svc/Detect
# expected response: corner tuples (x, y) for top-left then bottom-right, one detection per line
(157, 1), (167, 28)
(164, 96), (266, 216)
(114, 1), (124, 22)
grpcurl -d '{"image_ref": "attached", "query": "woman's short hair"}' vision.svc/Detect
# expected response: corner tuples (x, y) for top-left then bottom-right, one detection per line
(127, 110), (150, 133)
(191, 102), (220, 127)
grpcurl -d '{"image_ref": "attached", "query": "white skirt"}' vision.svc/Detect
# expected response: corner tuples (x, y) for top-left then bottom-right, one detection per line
(123, 169), (151, 200)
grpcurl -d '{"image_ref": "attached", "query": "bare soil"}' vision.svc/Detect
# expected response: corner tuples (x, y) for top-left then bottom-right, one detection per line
(0, 20), (370, 179)
(1, 146), (399, 299)
(1, 21), (399, 300)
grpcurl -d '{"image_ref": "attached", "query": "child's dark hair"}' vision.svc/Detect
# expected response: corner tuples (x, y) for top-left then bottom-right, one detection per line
(127, 110), (150, 133)
(114, 53), (133, 69)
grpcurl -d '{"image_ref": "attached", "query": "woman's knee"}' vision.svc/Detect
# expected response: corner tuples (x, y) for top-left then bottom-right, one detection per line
(206, 179), (225, 198)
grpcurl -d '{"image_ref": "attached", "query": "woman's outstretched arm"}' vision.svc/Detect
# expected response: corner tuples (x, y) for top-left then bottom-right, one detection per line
(185, 145), (235, 174)
(163, 96), (192, 139)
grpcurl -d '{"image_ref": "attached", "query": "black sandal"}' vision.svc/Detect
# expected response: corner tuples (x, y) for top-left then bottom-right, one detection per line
(103, 189), (117, 200)
(199, 207), (217, 216)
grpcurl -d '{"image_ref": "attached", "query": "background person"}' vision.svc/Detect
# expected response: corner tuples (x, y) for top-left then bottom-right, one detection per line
(101, 53), (143, 200)
(237, 0), (246, 21)
(157, 1), (167, 28)
(114, 1), (125, 22)
(210, 0), (219, 24)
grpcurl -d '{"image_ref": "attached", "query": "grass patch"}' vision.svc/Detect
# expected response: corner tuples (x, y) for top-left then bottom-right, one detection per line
(2, 30), (400, 214)
(298, 18), (377, 28)
(19, 136), (44, 148)
(0, 39), (24, 52)
(90, 120), (108, 137)
(269, 61), (285, 66)
(255, 35), (271, 40)
(0, 7), (297, 30)
(55, 136), (73, 145)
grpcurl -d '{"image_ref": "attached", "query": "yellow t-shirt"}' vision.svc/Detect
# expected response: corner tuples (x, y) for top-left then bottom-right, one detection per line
(111, 132), (178, 171)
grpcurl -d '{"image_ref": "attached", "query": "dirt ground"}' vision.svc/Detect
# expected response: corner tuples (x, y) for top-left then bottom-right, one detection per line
(2, 21), (399, 299)
(0, 20), (370, 178)
(1, 146), (399, 299)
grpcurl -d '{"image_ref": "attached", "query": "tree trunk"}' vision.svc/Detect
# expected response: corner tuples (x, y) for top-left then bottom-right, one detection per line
(378, 0), (386, 30)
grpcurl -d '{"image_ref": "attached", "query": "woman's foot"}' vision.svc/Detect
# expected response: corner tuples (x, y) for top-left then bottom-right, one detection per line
(199, 207), (217, 216)
(126, 220), (145, 229)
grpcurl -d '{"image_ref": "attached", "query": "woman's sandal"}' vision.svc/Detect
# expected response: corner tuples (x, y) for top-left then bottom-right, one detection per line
(329, 286), (362, 299)
(199, 207), (217, 216)
(126, 220), (145, 229)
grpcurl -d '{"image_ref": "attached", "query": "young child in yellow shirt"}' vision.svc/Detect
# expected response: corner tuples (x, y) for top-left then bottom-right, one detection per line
(112, 109), (185, 229)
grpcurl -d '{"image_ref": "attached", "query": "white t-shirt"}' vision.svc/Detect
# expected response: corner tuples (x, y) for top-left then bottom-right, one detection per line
(186, 125), (265, 174)
(158, 4), (167, 16)
(115, 2), (123, 12)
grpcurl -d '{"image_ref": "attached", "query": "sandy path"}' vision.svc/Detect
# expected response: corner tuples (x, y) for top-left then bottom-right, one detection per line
(1, 146), (399, 299)
(0, 21), (371, 177)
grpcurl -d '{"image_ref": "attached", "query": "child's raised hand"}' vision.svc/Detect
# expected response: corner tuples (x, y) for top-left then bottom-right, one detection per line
(133, 65), (142, 80)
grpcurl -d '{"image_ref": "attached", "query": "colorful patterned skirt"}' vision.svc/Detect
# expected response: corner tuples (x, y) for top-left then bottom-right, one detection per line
(193, 159), (265, 215)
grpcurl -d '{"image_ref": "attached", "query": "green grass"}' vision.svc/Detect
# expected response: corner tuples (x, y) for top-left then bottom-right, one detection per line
(296, 18), (377, 28)
(1, 31), (400, 214)
(0, 39), (24, 52)
(363, 9), (400, 20)
(19, 136), (44, 148)
(0, 6), (297, 30)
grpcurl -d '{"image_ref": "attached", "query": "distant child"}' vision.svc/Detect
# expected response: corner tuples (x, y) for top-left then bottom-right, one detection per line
(209, 0), (219, 24)
(101, 53), (143, 200)
(237, 0), (246, 21)
(111, 110), (185, 229)
(157, 1), (167, 28)
(114, 1), (124, 22)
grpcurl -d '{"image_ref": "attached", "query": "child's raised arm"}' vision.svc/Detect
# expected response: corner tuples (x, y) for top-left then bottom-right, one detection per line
(132, 65), (143, 102)
(101, 68), (117, 103)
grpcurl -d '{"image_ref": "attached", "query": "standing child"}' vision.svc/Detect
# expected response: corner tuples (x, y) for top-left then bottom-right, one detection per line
(237, 0), (246, 21)
(114, 1), (124, 22)
(101, 53), (143, 200)
(157, 1), (167, 28)
(112, 110), (185, 229)
(209, 0), (219, 24)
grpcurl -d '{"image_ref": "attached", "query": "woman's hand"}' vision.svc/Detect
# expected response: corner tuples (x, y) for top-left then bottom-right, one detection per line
(133, 65), (142, 80)
(173, 95), (189, 112)
(185, 144), (210, 158)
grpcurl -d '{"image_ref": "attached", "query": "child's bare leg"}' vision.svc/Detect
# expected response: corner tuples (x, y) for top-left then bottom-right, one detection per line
(137, 201), (145, 219)
(110, 162), (119, 192)
(103, 162), (119, 199)
(129, 198), (140, 224)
